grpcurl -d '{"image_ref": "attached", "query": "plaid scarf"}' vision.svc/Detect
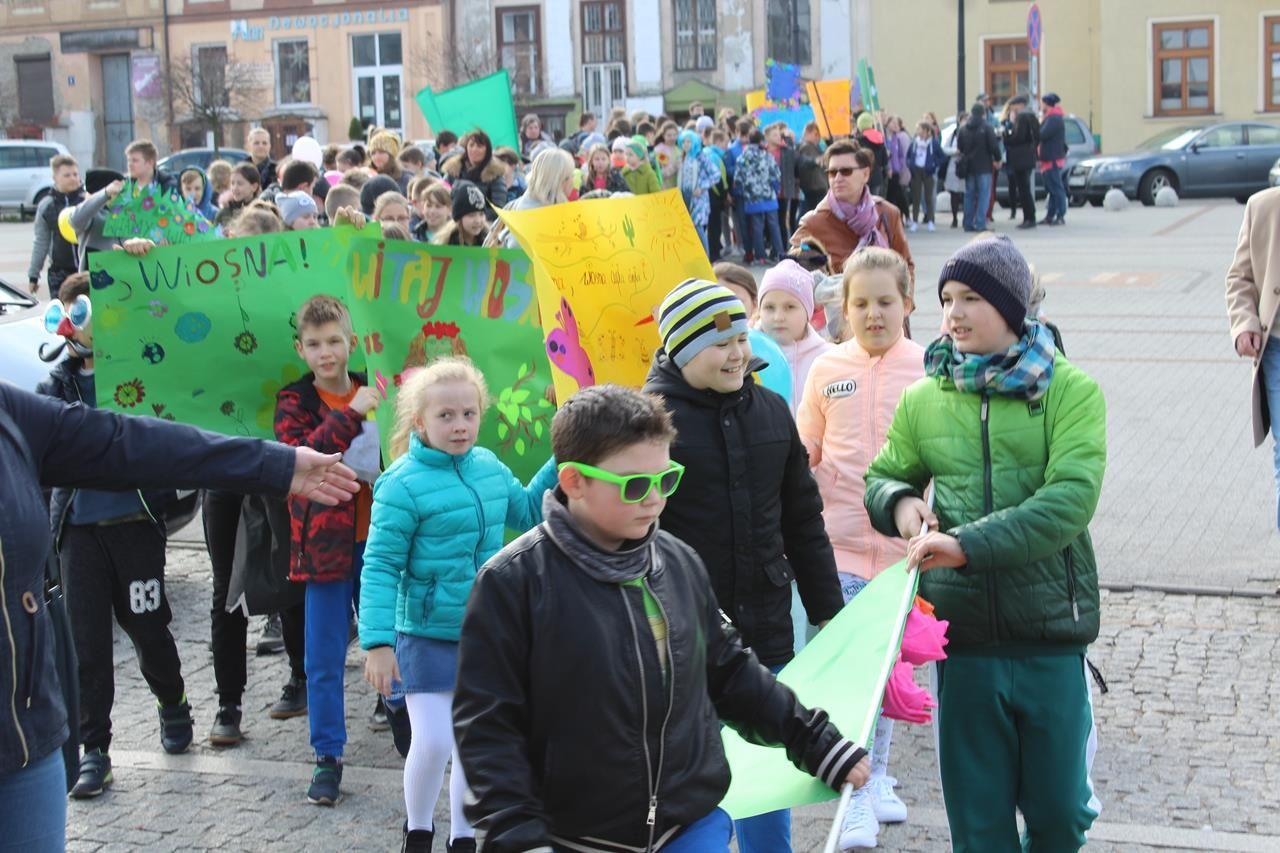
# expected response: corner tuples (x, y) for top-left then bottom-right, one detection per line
(924, 321), (1057, 401)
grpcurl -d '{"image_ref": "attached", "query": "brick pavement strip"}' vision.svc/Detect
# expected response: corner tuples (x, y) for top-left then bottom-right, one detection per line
(63, 549), (1280, 851)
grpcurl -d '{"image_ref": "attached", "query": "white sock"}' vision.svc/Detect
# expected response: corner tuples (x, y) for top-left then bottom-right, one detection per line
(403, 692), (456, 832)
(871, 716), (894, 779)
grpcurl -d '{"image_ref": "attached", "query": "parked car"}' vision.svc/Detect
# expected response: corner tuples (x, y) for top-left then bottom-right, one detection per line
(940, 113), (1096, 206)
(0, 278), (48, 393)
(1069, 122), (1280, 206)
(0, 139), (72, 216)
(1269, 155), (1280, 188)
(156, 147), (250, 174)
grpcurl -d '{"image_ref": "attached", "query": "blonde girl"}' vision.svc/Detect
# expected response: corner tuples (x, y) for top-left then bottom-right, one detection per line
(359, 358), (557, 853)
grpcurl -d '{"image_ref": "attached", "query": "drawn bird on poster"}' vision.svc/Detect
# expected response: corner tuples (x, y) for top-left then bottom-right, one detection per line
(545, 297), (595, 391)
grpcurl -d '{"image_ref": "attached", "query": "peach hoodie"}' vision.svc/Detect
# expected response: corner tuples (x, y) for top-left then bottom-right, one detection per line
(797, 334), (925, 579)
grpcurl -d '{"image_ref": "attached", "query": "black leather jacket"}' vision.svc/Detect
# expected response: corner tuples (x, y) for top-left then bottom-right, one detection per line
(453, 496), (865, 853)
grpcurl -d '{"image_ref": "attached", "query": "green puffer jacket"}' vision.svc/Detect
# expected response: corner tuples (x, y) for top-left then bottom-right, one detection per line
(864, 354), (1106, 651)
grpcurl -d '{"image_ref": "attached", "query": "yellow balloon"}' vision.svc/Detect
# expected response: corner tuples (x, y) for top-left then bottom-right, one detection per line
(57, 207), (79, 245)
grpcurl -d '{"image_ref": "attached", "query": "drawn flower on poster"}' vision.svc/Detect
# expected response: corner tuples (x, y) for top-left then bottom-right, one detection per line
(113, 379), (145, 408)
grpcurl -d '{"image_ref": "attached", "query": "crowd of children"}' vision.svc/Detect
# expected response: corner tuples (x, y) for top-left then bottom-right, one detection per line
(23, 108), (1107, 853)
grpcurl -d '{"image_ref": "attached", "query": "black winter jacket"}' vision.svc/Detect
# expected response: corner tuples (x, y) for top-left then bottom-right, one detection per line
(1038, 112), (1068, 163)
(957, 117), (1002, 174)
(453, 492), (865, 853)
(0, 383), (294, 776)
(1003, 111), (1041, 171)
(35, 357), (178, 548)
(642, 351), (843, 668)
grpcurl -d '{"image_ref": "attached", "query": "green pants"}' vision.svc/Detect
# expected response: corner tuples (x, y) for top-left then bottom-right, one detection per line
(935, 653), (1099, 853)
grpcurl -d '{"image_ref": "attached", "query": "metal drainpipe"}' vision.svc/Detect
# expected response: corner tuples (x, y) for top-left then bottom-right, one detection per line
(162, 0), (175, 147)
(956, 0), (966, 115)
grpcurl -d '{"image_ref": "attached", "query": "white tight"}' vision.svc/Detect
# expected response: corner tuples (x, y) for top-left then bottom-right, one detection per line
(403, 691), (473, 839)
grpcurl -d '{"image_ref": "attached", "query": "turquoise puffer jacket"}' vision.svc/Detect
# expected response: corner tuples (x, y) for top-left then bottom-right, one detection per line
(864, 354), (1107, 651)
(359, 434), (557, 648)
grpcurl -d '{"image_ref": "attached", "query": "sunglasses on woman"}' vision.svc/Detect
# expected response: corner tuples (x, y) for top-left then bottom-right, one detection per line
(43, 294), (92, 334)
(558, 461), (686, 503)
(825, 166), (864, 178)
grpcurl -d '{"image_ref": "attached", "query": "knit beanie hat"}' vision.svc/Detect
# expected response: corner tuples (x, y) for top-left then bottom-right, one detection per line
(856, 112), (876, 131)
(658, 279), (749, 369)
(360, 174), (401, 215)
(758, 258), (816, 318)
(695, 115), (715, 133)
(368, 130), (402, 158)
(937, 234), (1033, 333)
(277, 191), (317, 226)
(611, 136), (630, 153)
(626, 138), (648, 162)
(451, 180), (488, 222)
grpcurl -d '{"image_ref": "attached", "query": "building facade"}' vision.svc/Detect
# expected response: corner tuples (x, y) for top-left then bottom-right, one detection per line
(0, 0), (449, 170)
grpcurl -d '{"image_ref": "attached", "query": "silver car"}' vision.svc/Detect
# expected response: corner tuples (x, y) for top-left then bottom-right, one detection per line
(0, 139), (72, 216)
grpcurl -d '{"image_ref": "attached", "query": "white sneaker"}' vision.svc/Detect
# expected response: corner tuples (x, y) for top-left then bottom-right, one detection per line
(838, 786), (880, 849)
(908, 220), (918, 233)
(926, 222), (936, 232)
(868, 775), (908, 824)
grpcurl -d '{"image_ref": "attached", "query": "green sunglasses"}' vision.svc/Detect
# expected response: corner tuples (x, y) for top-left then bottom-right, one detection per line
(558, 461), (686, 503)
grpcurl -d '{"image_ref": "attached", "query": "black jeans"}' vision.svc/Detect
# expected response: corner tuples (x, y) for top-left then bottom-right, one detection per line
(204, 490), (305, 708)
(708, 187), (725, 262)
(62, 520), (184, 753)
(1012, 167), (1036, 223)
(47, 267), (74, 302)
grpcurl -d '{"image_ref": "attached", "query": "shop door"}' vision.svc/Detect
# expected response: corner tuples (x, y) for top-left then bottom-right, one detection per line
(102, 54), (134, 172)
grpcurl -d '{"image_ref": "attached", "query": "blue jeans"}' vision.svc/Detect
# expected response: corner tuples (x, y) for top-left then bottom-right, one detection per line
(748, 210), (784, 261)
(735, 663), (792, 853)
(732, 193), (747, 251)
(963, 171), (993, 231)
(306, 543), (364, 758)
(1264, 338), (1280, 529)
(1043, 165), (1067, 222)
(0, 750), (66, 852)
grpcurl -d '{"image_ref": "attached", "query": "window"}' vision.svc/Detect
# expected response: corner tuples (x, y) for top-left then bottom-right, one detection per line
(582, 1), (626, 65)
(351, 33), (403, 131)
(15, 57), (54, 122)
(1153, 21), (1213, 116)
(193, 44), (228, 108)
(674, 0), (716, 71)
(1249, 124), (1280, 145)
(498, 7), (540, 96)
(984, 38), (1033, 105)
(1266, 17), (1280, 111)
(1065, 120), (1088, 146)
(1195, 124), (1242, 148)
(274, 39), (310, 106)
(766, 0), (811, 66)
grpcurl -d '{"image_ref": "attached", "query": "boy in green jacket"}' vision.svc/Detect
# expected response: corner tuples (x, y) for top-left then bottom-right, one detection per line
(864, 234), (1106, 853)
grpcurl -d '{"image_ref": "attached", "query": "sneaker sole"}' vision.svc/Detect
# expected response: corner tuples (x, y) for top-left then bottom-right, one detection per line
(256, 644), (286, 656)
(208, 733), (243, 747)
(69, 772), (112, 800)
(368, 720), (390, 732)
(161, 738), (193, 755)
(306, 793), (340, 806)
(269, 707), (308, 720)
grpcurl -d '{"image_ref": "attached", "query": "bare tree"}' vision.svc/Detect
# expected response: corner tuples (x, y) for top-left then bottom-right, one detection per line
(163, 53), (268, 154)
(410, 38), (500, 93)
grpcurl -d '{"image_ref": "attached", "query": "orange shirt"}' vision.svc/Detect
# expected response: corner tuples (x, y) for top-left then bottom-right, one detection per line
(316, 382), (374, 541)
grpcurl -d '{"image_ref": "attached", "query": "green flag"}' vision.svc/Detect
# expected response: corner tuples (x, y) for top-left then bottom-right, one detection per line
(719, 560), (919, 820)
(856, 59), (881, 114)
(415, 70), (520, 151)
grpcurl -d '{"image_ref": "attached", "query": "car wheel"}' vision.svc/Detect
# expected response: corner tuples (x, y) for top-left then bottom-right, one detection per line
(1069, 195), (1087, 208)
(1236, 194), (1252, 204)
(1139, 169), (1177, 206)
(1088, 197), (1104, 207)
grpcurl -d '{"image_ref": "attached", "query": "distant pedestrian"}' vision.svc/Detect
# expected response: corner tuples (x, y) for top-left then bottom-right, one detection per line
(1002, 95), (1041, 229)
(1038, 93), (1069, 225)
(955, 105), (1001, 232)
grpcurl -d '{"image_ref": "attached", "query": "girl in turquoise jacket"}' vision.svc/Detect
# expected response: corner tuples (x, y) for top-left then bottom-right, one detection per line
(358, 358), (556, 853)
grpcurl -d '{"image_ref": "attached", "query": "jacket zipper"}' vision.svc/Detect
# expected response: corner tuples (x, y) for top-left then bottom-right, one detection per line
(643, 570), (676, 848)
(453, 458), (486, 567)
(980, 393), (998, 641)
(868, 358), (881, 571)
(619, 586), (657, 851)
(0, 537), (31, 766)
(1064, 546), (1080, 622)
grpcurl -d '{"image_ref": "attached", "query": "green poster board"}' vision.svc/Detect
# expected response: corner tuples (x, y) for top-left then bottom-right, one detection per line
(415, 70), (520, 151)
(88, 227), (551, 480)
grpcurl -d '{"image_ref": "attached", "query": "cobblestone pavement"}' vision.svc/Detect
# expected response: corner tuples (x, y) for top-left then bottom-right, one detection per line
(63, 548), (1280, 852)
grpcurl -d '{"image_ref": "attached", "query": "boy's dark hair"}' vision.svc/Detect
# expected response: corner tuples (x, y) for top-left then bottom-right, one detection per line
(736, 119), (753, 137)
(296, 294), (353, 339)
(125, 139), (158, 163)
(436, 130), (458, 149)
(749, 129), (765, 145)
(337, 147), (364, 169)
(552, 385), (676, 466)
(578, 111), (595, 128)
(281, 160), (317, 191)
(232, 161), (262, 187)
(59, 272), (91, 303)
(322, 143), (341, 169)
(636, 121), (656, 137)
(398, 146), (426, 169)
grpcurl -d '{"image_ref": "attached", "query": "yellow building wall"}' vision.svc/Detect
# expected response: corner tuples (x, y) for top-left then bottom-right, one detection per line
(867, 0), (1100, 140)
(1100, 0), (1280, 152)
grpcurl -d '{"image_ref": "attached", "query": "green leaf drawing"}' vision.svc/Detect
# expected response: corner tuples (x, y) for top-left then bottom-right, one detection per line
(516, 437), (526, 455)
(498, 422), (509, 440)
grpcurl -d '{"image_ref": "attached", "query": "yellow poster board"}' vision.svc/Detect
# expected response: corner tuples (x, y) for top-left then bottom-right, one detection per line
(744, 88), (769, 114)
(806, 79), (853, 137)
(496, 190), (714, 401)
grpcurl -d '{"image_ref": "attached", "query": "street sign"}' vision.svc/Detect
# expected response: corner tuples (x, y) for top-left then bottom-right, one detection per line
(1027, 3), (1042, 54)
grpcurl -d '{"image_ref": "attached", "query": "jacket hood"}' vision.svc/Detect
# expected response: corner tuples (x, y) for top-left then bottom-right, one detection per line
(440, 152), (506, 184)
(860, 128), (885, 145)
(180, 167), (215, 219)
(541, 487), (658, 584)
(645, 347), (768, 408)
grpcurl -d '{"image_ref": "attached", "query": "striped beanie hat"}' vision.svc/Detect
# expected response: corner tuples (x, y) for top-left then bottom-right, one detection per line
(658, 279), (749, 368)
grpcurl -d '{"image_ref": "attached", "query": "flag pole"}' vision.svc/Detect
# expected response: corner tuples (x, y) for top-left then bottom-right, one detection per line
(823, 783), (855, 853)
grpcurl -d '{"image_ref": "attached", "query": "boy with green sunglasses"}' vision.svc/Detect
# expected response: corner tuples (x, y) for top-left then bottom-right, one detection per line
(454, 384), (870, 853)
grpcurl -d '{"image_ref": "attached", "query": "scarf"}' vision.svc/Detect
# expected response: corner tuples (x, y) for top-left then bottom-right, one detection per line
(826, 186), (889, 250)
(541, 489), (656, 584)
(924, 321), (1056, 401)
